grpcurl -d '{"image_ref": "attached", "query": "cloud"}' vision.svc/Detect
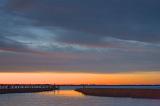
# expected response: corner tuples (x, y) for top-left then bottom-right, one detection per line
(5, 0), (160, 43)
(0, 0), (160, 73)
(0, 36), (32, 53)
(0, 10), (35, 53)
(0, 45), (160, 73)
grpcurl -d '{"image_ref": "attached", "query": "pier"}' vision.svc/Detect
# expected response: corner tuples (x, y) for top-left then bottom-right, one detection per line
(0, 84), (59, 94)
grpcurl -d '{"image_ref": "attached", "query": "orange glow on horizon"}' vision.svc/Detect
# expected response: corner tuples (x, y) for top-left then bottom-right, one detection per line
(0, 71), (159, 85)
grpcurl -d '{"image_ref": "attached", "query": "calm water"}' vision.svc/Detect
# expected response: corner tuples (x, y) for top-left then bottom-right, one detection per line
(0, 90), (160, 106)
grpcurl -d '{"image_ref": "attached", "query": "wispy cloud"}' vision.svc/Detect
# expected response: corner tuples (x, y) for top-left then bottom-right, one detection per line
(0, 0), (160, 73)
(5, 0), (160, 43)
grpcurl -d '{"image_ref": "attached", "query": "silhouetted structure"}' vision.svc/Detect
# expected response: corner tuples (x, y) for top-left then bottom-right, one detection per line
(76, 88), (160, 99)
(0, 84), (59, 94)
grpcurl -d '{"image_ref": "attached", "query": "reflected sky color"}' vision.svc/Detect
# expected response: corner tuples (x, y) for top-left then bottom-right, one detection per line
(1, 90), (160, 106)
(39, 90), (84, 97)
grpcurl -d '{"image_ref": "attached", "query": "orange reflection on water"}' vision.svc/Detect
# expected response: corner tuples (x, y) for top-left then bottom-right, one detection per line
(55, 90), (84, 97)
(39, 90), (84, 97)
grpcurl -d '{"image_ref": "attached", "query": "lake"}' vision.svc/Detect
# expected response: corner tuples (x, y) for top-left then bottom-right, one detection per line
(0, 89), (160, 106)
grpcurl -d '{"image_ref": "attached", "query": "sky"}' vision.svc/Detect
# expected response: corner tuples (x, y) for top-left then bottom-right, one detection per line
(0, 0), (160, 84)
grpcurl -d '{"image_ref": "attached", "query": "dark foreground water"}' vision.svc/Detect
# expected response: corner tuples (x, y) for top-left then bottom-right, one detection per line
(0, 90), (160, 106)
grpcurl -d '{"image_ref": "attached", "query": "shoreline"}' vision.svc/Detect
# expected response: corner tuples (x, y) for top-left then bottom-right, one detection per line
(76, 88), (160, 99)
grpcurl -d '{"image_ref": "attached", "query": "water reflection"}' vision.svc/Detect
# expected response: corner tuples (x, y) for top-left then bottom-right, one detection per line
(39, 90), (84, 97)
(0, 90), (160, 106)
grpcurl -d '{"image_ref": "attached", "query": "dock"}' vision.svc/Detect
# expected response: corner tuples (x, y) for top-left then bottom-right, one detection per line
(0, 84), (59, 94)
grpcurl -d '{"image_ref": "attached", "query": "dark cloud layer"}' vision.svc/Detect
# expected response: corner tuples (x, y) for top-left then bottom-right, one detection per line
(0, 36), (30, 53)
(6, 0), (160, 43)
(0, 0), (160, 73)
